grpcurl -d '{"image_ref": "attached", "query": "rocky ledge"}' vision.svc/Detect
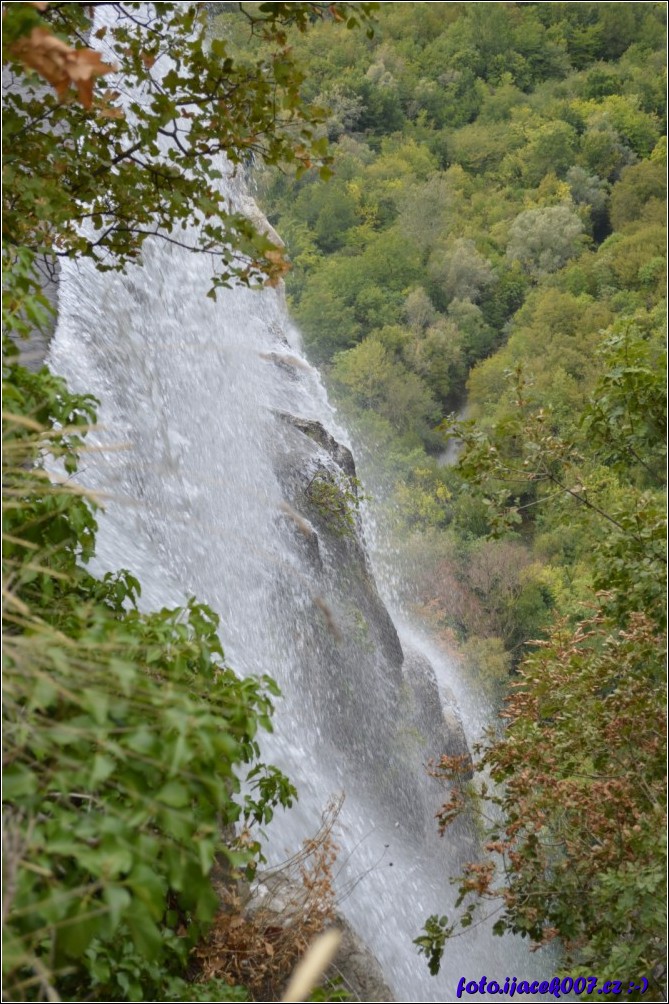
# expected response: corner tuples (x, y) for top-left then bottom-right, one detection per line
(271, 407), (472, 837)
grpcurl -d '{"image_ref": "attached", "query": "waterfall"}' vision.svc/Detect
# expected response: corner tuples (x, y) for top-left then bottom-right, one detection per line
(47, 15), (553, 1002)
(50, 207), (556, 1002)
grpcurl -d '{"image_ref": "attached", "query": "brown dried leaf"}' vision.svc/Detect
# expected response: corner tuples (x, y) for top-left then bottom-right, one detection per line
(96, 91), (124, 119)
(264, 248), (291, 287)
(97, 105), (124, 119)
(10, 26), (116, 108)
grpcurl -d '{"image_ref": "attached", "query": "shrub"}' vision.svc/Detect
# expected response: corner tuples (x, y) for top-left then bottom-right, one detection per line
(3, 361), (296, 1001)
(306, 470), (367, 538)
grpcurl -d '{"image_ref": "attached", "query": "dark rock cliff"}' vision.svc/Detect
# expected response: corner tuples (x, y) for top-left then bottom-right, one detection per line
(270, 404), (472, 843)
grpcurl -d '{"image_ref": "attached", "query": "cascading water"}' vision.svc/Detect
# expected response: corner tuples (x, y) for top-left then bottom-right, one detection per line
(50, 208), (555, 1003)
(48, 14), (554, 1002)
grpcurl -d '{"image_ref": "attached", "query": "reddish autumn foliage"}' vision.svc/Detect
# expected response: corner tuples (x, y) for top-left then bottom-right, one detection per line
(434, 610), (666, 999)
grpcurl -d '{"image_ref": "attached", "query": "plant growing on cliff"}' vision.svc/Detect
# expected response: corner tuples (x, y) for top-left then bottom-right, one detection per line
(306, 470), (367, 538)
(193, 798), (344, 1001)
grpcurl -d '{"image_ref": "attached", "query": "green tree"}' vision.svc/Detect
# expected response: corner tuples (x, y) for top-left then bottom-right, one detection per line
(566, 165), (609, 237)
(449, 120), (515, 175)
(403, 318), (467, 406)
(506, 204), (586, 278)
(609, 155), (667, 230)
(301, 180), (360, 252)
(296, 276), (362, 360)
(3, 0), (375, 293)
(427, 238), (495, 309)
(579, 125), (636, 179)
(446, 298), (496, 368)
(403, 287), (437, 331)
(592, 94), (662, 157)
(397, 174), (455, 251)
(332, 337), (440, 440)
(517, 120), (579, 186)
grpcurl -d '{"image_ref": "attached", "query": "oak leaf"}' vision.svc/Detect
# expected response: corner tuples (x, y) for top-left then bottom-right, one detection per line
(10, 26), (116, 108)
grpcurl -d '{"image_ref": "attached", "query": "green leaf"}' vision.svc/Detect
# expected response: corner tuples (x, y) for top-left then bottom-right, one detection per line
(126, 901), (164, 960)
(90, 753), (116, 786)
(156, 780), (190, 807)
(2, 765), (37, 800)
(77, 842), (133, 878)
(128, 865), (168, 920)
(57, 910), (100, 960)
(104, 884), (132, 932)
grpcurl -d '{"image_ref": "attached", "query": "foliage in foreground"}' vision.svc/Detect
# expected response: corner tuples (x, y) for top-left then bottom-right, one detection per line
(3, 355), (297, 1001)
(3, 0), (375, 292)
(420, 612), (666, 1000)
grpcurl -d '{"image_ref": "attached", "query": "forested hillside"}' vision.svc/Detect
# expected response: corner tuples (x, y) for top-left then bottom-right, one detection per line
(229, 1), (667, 994)
(243, 1), (666, 663)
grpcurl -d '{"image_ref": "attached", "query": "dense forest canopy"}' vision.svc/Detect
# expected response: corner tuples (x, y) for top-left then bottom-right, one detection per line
(234, 1), (667, 995)
(2, 1), (667, 1001)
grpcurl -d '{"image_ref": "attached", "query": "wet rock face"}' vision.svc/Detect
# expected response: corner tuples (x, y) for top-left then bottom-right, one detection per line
(276, 411), (357, 477)
(273, 410), (404, 678)
(270, 408), (472, 839)
(400, 645), (472, 771)
(329, 915), (396, 1003)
